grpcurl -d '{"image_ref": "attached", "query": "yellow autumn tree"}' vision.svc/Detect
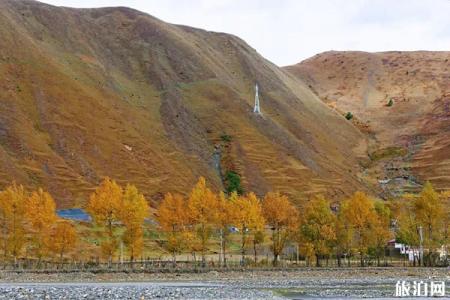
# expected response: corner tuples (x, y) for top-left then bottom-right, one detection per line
(372, 200), (392, 266)
(186, 177), (218, 266)
(157, 192), (189, 264)
(0, 183), (27, 264)
(441, 191), (450, 258)
(413, 182), (445, 266)
(335, 210), (353, 267)
(50, 219), (78, 264)
(299, 195), (336, 267)
(216, 191), (234, 266)
(185, 230), (203, 263)
(340, 191), (378, 267)
(396, 196), (421, 265)
(230, 192), (265, 265)
(262, 192), (299, 265)
(86, 178), (122, 265)
(252, 230), (265, 265)
(301, 242), (316, 267)
(25, 188), (57, 262)
(120, 184), (149, 262)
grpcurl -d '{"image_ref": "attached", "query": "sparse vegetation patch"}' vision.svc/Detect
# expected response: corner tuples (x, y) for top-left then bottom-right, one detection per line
(369, 146), (407, 161)
(220, 134), (232, 142)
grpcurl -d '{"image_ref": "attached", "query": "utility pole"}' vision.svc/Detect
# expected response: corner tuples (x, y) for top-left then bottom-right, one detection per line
(419, 226), (423, 267)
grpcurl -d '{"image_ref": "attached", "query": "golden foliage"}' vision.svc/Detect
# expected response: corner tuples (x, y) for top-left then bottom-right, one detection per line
(231, 192), (265, 233)
(0, 175), (446, 268)
(396, 182), (448, 265)
(86, 178), (122, 263)
(157, 192), (190, 262)
(50, 220), (78, 262)
(216, 191), (234, 230)
(120, 184), (149, 261)
(158, 193), (188, 232)
(339, 191), (392, 266)
(300, 195), (336, 266)
(0, 183), (27, 261)
(216, 191), (234, 265)
(25, 188), (58, 259)
(372, 201), (393, 263)
(187, 177), (218, 225)
(414, 182), (445, 246)
(230, 192), (265, 261)
(186, 177), (219, 264)
(262, 192), (299, 265)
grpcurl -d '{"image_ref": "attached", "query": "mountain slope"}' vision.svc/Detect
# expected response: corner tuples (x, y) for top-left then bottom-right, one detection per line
(285, 51), (450, 196)
(0, 0), (371, 207)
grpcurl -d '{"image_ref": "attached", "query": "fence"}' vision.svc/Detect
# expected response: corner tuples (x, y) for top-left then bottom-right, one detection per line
(0, 255), (443, 272)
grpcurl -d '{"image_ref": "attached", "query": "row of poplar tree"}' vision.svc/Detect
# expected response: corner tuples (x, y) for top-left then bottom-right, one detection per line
(157, 178), (449, 267)
(0, 177), (448, 267)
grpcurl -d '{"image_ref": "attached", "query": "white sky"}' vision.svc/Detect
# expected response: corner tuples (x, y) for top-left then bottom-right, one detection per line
(38, 0), (450, 66)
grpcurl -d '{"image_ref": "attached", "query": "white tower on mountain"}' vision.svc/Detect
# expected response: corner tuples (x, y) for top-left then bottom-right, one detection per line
(253, 83), (261, 114)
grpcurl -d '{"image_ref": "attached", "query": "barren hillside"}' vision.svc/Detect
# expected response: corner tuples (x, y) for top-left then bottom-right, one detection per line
(285, 51), (450, 196)
(0, 0), (371, 207)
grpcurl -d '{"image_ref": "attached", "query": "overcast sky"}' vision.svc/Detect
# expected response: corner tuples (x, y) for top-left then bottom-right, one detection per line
(38, 0), (450, 66)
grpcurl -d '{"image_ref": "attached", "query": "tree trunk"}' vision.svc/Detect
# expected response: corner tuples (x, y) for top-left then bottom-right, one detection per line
(172, 251), (177, 267)
(222, 237), (227, 267)
(241, 230), (246, 266)
(253, 241), (257, 265)
(220, 229), (228, 268)
(201, 249), (206, 267)
(336, 250), (341, 267)
(272, 228), (280, 267)
(59, 249), (64, 268)
(108, 218), (114, 268)
(2, 234), (7, 263)
(201, 224), (206, 267)
(376, 248), (380, 267)
(273, 253), (279, 266)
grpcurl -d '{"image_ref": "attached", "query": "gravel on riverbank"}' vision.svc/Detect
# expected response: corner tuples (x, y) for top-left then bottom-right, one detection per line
(0, 268), (449, 299)
(0, 267), (448, 283)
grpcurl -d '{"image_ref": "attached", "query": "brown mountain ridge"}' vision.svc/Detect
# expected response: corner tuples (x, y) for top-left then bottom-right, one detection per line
(0, 0), (372, 207)
(285, 50), (450, 197)
(1, 1), (448, 207)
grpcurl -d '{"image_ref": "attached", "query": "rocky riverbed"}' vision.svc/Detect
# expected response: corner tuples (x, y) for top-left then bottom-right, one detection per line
(0, 268), (448, 299)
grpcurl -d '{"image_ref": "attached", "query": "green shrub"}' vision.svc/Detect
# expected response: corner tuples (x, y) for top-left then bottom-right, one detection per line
(387, 99), (394, 107)
(225, 170), (243, 195)
(220, 134), (232, 142)
(345, 112), (353, 120)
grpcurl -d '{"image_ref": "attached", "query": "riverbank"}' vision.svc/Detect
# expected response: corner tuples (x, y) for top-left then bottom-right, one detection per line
(0, 268), (448, 299)
(0, 267), (448, 283)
